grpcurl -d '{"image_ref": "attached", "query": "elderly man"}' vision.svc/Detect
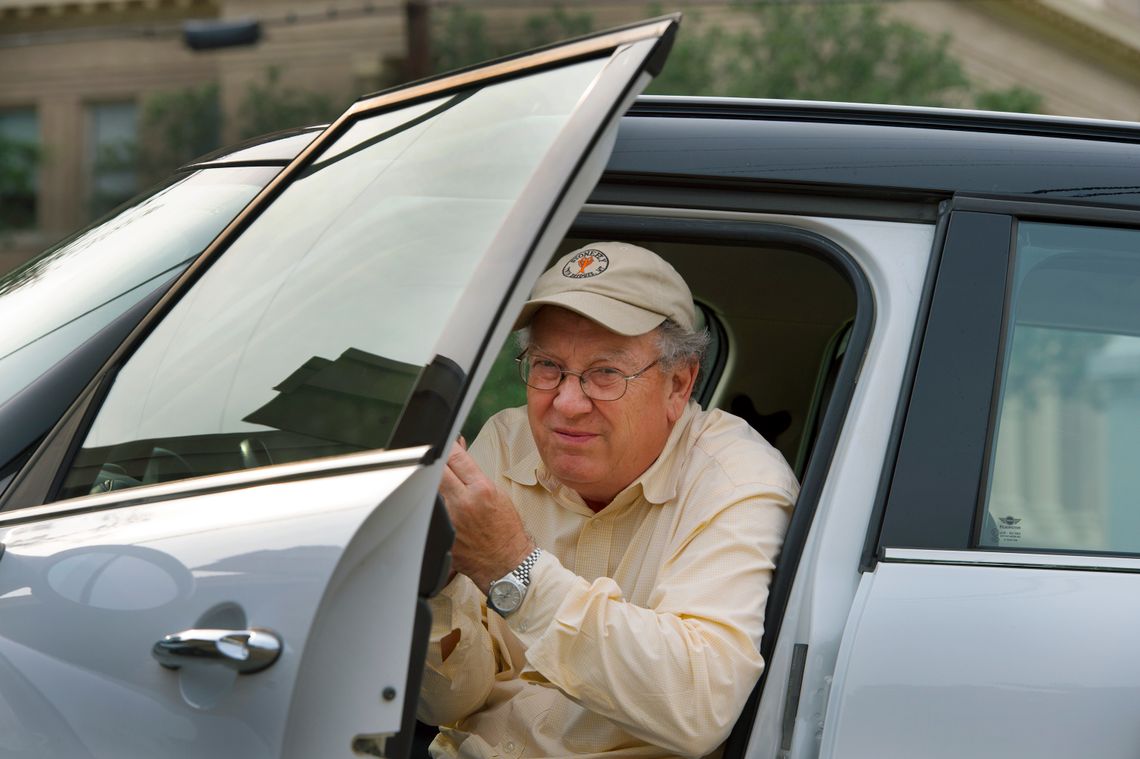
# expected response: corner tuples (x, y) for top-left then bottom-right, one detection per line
(419, 242), (798, 758)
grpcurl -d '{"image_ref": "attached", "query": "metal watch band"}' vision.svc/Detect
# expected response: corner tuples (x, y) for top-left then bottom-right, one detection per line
(512, 548), (542, 587)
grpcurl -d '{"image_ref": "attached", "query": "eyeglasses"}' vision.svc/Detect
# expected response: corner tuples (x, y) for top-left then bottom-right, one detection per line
(516, 350), (659, 401)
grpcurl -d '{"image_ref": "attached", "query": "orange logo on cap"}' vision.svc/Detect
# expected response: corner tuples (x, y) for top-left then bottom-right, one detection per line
(563, 249), (609, 278)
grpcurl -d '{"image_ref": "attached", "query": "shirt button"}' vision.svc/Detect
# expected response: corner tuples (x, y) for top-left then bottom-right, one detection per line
(505, 741), (516, 752)
(518, 621), (528, 632)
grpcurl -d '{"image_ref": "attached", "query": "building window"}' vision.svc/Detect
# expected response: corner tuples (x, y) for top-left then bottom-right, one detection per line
(0, 108), (40, 231)
(88, 101), (139, 219)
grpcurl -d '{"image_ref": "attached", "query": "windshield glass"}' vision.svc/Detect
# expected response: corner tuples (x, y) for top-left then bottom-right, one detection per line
(59, 56), (613, 498)
(0, 166), (277, 409)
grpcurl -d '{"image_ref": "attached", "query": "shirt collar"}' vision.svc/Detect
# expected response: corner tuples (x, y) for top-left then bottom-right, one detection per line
(503, 401), (699, 507)
(633, 400), (698, 505)
(504, 443), (542, 487)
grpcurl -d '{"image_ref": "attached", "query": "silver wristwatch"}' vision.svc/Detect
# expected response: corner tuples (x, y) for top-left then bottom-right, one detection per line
(487, 547), (543, 617)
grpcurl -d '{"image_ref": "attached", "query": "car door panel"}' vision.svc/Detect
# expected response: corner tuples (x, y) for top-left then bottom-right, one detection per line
(0, 449), (426, 757)
(0, 16), (680, 758)
(819, 209), (1140, 759)
(823, 557), (1140, 759)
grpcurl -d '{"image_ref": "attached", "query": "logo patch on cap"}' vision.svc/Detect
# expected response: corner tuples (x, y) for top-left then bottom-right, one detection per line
(563, 249), (609, 278)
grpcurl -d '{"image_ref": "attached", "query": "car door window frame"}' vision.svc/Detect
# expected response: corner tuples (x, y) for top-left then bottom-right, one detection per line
(0, 17), (680, 514)
(569, 210), (875, 757)
(872, 196), (1140, 559)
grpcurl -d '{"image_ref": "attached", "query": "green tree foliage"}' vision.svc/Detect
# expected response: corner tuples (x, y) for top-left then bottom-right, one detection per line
(140, 83), (222, 184)
(112, 68), (343, 206)
(649, 3), (1042, 111)
(462, 338), (528, 442)
(974, 85), (1044, 114)
(431, 5), (594, 74)
(236, 66), (341, 140)
(651, 3), (971, 104)
(429, 3), (1043, 113)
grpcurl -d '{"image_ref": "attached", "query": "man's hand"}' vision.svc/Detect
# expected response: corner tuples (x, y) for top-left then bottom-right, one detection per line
(439, 438), (535, 593)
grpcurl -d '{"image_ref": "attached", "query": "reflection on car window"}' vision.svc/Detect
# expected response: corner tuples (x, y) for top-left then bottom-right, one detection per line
(59, 57), (610, 499)
(0, 167), (275, 410)
(982, 223), (1140, 554)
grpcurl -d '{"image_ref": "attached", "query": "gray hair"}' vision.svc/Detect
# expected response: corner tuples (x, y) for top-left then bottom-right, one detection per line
(653, 318), (711, 370)
(515, 318), (709, 370)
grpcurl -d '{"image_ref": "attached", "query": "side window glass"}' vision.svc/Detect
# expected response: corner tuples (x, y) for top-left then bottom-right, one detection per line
(981, 222), (1140, 553)
(56, 57), (610, 500)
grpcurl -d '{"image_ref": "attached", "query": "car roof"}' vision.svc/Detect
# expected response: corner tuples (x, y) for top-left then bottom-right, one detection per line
(617, 97), (1140, 210)
(183, 97), (1140, 210)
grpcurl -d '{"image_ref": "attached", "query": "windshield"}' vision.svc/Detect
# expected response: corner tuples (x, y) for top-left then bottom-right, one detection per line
(0, 166), (278, 409)
(58, 56), (615, 498)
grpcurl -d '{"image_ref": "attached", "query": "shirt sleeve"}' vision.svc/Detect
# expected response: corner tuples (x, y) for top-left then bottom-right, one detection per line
(418, 414), (527, 727)
(506, 484), (793, 757)
(416, 575), (496, 726)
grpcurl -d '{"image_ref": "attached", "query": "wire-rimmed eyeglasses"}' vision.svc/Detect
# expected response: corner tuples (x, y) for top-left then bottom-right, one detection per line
(515, 350), (659, 401)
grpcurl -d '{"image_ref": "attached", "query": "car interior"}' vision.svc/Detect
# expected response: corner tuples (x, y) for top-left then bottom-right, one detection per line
(417, 221), (864, 754)
(463, 230), (859, 477)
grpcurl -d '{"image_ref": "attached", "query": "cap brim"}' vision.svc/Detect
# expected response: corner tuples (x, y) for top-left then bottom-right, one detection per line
(513, 291), (666, 336)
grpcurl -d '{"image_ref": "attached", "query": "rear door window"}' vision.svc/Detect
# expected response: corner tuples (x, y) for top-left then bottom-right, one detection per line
(981, 222), (1140, 553)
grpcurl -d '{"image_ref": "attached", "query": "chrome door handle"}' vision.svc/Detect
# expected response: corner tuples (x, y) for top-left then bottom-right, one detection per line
(152, 628), (282, 674)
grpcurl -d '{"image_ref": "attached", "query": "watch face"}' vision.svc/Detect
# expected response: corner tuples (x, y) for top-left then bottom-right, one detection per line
(490, 579), (523, 614)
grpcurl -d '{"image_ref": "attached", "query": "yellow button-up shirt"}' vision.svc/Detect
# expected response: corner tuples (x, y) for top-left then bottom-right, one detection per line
(418, 402), (798, 758)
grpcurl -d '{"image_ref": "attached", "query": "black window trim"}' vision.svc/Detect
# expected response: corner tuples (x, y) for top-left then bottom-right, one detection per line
(874, 209), (1016, 552)
(858, 199), (952, 569)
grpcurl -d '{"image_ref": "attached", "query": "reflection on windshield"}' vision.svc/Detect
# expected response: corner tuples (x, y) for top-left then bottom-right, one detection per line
(244, 348), (421, 449)
(61, 56), (611, 498)
(0, 166), (277, 408)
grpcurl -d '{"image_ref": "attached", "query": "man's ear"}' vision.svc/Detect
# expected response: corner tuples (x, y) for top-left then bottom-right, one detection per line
(666, 361), (699, 423)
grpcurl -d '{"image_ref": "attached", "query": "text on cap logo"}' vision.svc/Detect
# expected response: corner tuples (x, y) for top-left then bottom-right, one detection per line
(563, 249), (609, 278)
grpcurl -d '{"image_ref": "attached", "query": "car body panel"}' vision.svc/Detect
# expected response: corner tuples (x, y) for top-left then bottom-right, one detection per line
(613, 102), (1140, 210)
(0, 451), (426, 757)
(823, 556), (1140, 759)
(721, 214), (934, 759)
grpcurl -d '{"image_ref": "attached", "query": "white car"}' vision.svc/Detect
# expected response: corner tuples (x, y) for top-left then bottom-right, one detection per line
(2, 13), (1140, 759)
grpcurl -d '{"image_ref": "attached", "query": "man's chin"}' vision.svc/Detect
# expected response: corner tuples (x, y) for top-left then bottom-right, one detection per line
(545, 457), (604, 490)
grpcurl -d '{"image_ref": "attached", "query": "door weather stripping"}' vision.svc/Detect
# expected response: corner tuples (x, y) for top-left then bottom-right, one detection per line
(779, 643), (810, 757)
(883, 547), (1140, 573)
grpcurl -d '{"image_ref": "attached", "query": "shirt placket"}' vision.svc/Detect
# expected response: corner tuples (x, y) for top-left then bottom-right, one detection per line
(574, 511), (616, 581)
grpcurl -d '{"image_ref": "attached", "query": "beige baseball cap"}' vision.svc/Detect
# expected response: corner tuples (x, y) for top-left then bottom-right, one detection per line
(513, 241), (696, 336)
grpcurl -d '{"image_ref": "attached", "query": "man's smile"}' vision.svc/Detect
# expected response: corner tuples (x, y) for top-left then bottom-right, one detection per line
(551, 427), (599, 444)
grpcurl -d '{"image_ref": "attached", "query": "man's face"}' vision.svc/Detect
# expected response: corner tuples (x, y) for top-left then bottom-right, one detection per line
(525, 307), (696, 509)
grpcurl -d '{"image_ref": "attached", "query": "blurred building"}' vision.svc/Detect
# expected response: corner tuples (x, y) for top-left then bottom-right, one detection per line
(2, 0), (1139, 274)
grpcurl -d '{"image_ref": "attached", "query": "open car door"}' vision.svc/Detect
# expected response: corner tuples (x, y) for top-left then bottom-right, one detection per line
(0, 17), (678, 758)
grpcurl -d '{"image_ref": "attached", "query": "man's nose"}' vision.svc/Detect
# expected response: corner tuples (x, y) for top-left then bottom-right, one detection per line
(551, 375), (593, 415)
